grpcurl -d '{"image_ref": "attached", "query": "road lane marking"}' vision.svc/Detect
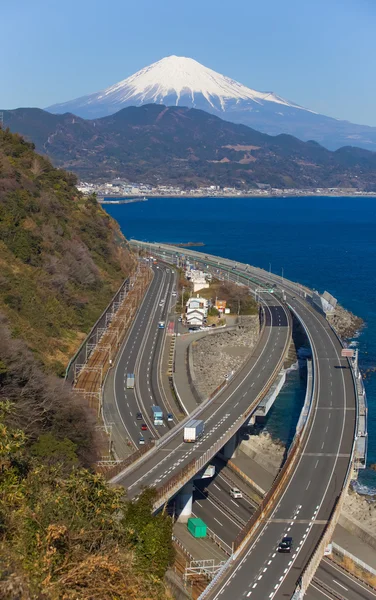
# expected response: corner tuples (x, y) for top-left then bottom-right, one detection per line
(333, 580), (348, 591)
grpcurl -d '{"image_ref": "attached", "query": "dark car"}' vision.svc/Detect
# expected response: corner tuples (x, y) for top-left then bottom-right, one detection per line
(136, 412), (142, 420)
(278, 537), (293, 553)
(141, 423), (148, 431)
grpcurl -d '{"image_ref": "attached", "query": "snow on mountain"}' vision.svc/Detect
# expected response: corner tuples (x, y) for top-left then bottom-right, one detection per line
(95, 55), (305, 111)
(47, 55), (310, 117)
(46, 56), (376, 151)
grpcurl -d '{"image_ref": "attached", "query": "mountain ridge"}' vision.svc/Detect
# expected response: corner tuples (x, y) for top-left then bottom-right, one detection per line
(3, 104), (376, 191)
(45, 55), (376, 151)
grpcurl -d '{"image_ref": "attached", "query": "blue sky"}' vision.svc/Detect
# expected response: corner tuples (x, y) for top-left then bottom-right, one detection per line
(2, 0), (376, 125)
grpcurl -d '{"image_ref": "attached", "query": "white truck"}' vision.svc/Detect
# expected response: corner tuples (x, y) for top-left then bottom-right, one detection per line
(184, 419), (205, 443)
(126, 373), (135, 389)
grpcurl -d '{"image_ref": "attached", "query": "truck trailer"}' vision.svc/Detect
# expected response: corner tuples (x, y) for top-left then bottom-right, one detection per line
(152, 405), (163, 425)
(183, 419), (205, 442)
(126, 373), (135, 389)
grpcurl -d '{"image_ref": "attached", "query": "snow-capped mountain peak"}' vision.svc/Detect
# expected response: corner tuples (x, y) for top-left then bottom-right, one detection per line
(95, 55), (301, 111)
(47, 55), (311, 118)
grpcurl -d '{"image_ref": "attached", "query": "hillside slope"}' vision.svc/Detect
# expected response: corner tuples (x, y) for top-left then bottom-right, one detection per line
(0, 127), (135, 374)
(4, 105), (376, 190)
(0, 129), (174, 600)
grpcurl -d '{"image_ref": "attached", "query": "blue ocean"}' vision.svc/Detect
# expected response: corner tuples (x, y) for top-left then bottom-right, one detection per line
(105, 196), (376, 493)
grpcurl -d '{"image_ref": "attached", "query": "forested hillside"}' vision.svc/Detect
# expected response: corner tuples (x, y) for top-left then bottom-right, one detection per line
(0, 127), (135, 374)
(0, 129), (174, 599)
(4, 105), (376, 190)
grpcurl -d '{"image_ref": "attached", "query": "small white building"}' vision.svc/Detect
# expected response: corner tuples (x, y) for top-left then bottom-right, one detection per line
(187, 270), (210, 293)
(186, 296), (208, 328)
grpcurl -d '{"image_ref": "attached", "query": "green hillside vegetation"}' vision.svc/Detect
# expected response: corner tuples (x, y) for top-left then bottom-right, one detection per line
(4, 105), (376, 190)
(0, 131), (174, 598)
(0, 399), (173, 600)
(0, 127), (135, 374)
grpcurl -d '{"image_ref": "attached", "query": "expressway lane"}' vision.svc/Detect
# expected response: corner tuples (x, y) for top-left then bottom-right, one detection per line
(110, 264), (172, 446)
(111, 299), (291, 502)
(135, 265), (177, 437)
(130, 243), (357, 600)
(191, 475), (255, 548)
(207, 294), (355, 600)
(307, 559), (376, 600)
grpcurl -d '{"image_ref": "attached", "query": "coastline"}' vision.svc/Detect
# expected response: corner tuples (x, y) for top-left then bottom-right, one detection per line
(96, 192), (376, 199)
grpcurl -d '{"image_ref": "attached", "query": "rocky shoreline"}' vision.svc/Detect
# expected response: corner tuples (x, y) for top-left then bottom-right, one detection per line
(327, 303), (364, 340)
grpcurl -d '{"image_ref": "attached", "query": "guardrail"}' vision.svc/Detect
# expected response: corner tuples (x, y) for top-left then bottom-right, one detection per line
(291, 314), (358, 596)
(109, 304), (268, 486)
(152, 308), (292, 511)
(231, 303), (316, 556)
(332, 542), (376, 578)
(197, 555), (234, 600)
(104, 440), (155, 480)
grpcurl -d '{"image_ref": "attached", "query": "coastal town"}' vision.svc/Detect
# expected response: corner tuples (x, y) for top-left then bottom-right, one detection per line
(77, 179), (376, 199)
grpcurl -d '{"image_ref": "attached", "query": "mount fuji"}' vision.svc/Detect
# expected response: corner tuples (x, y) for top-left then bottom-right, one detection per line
(47, 56), (376, 151)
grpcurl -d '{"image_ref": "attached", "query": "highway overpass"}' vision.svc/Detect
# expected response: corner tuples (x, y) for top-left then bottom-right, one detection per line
(124, 241), (358, 600)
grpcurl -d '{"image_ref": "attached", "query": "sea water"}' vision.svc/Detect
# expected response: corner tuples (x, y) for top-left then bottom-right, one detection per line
(105, 196), (376, 493)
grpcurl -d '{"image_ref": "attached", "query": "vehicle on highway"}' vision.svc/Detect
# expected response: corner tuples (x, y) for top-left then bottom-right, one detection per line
(229, 487), (243, 499)
(136, 412), (142, 420)
(158, 321), (165, 329)
(172, 291), (177, 297)
(139, 436), (145, 445)
(141, 423), (148, 431)
(167, 413), (173, 422)
(278, 537), (293, 553)
(184, 419), (205, 442)
(126, 373), (135, 389)
(152, 405), (164, 425)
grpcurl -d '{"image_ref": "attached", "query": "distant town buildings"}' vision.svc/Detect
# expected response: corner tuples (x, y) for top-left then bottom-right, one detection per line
(76, 179), (376, 199)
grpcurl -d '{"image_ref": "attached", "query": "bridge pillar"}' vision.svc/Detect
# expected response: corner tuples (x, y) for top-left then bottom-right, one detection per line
(176, 481), (193, 522)
(222, 433), (237, 459)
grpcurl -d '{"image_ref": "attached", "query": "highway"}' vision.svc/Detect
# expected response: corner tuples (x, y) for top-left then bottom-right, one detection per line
(105, 264), (176, 447)
(111, 294), (291, 503)
(307, 559), (376, 600)
(129, 242), (357, 600)
(191, 470), (255, 548)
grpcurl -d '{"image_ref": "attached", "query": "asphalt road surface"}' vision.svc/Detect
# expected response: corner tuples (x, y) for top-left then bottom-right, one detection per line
(307, 559), (376, 600)
(110, 264), (175, 446)
(111, 296), (291, 501)
(131, 243), (357, 600)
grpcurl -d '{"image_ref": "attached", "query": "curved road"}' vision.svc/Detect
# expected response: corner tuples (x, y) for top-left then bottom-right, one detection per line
(104, 264), (175, 448)
(111, 296), (291, 503)
(130, 242), (357, 600)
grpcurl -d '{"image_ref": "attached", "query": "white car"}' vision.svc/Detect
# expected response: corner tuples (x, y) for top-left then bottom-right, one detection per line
(230, 487), (243, 499)
(172, 292), (177, 297)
